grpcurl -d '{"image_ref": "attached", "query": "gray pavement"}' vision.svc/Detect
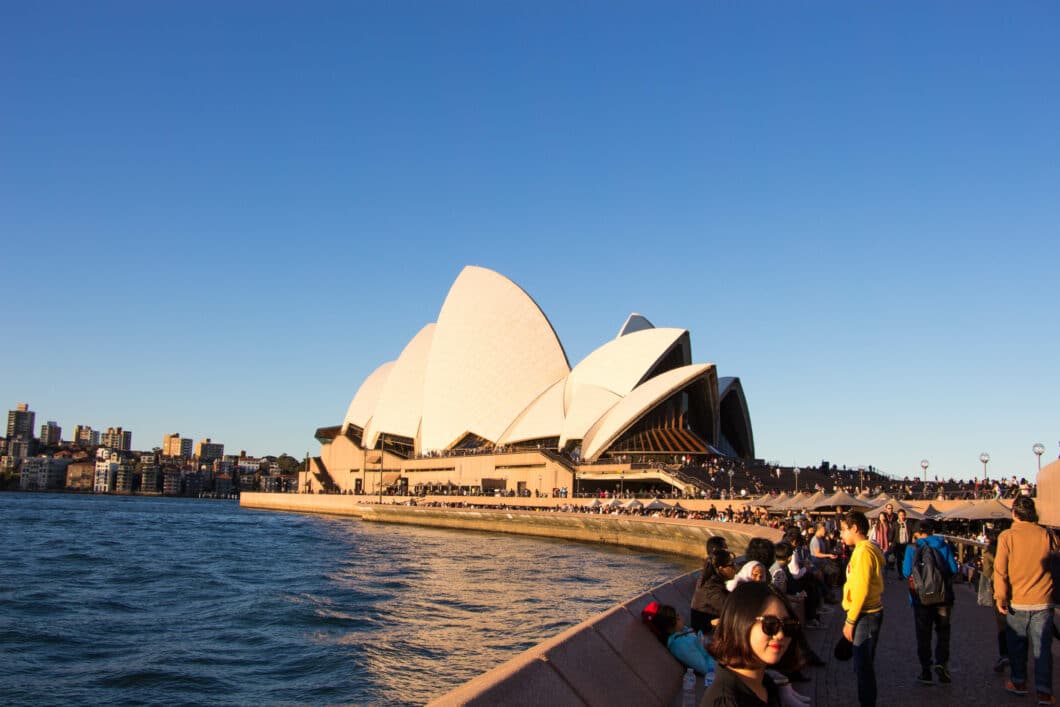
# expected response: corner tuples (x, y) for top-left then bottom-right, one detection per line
(799, 570), (1059, 706)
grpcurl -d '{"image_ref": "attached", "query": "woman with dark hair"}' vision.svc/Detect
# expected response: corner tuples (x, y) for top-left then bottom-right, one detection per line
(703, 581), (804, 706)
(691, 549), (737, 632)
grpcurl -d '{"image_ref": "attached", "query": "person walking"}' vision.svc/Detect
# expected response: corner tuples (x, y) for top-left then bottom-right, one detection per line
(980, 530), (1010, 672)
(841, 510), (885, 707)
(993, 495), (1059, 705)
(892, 509), (915, 580)
(902, 519), (958, 685)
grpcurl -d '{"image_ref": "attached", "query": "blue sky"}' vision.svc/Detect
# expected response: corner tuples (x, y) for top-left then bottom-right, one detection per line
(2, 2), (1057, 481)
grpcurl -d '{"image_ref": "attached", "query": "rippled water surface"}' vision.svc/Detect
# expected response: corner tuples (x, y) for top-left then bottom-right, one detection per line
(0, 493), (695, 705)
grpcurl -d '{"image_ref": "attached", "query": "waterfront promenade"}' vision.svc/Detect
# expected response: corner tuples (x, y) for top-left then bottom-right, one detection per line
(803, 572), (1058, 707)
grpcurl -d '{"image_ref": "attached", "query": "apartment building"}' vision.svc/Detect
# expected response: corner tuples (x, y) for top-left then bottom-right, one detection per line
(39, 421), (62, 447)
(19, 456), (72, 490)
(101, 427), (132, 451)
(162, 433), (193, 459)
(66, 461), (95, 491)
(194, 438), (225, 463)
(6, 403), (35, 440)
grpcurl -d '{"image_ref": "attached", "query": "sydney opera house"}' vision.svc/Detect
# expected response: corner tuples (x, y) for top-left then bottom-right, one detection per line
(304, 266), (754, 497)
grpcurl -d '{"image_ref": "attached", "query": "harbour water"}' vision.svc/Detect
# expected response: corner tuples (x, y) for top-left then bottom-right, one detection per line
(0, 493), (695, 705)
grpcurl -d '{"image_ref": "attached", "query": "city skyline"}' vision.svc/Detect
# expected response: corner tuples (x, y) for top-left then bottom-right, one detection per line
(3, 3), (1057, 480)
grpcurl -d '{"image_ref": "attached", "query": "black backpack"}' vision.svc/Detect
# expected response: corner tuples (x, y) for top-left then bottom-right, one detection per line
(910, 543), (948, 606)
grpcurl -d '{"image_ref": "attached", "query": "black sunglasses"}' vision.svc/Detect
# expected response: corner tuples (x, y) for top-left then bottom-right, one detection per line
(755, 615), (800, 637)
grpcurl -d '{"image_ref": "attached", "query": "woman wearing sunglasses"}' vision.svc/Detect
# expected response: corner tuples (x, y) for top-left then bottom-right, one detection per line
(703, 581), (804, 706)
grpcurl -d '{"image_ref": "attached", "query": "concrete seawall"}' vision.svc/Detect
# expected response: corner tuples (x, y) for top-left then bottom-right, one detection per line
(239, 493), (782, 557)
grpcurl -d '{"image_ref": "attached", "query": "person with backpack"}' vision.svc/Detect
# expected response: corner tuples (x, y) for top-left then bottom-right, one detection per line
(902, 518), (959, 686)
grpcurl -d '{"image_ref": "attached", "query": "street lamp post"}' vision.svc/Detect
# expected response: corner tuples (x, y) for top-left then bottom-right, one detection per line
(1033, 442), (1045, 471)
(728, 468), (734, 498)
(979, 452), (990, 481)
(794, 467), (801, 492)
(920, 459), (929, 487)
(378, 433), (385, 503)
(858, 466), (865, 493)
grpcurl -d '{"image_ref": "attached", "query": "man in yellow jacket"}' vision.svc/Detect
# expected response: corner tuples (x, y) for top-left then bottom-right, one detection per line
(841, 510), (885, 707)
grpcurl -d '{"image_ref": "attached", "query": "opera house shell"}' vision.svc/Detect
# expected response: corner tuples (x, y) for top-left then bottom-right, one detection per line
(307, 266), (754, 496)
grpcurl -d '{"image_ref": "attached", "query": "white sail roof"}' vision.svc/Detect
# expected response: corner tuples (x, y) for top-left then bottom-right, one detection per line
(581, 363), (715, 461)
(496, 378), (566, 445)
(362, 323), (435, 450)
(342, 360), (394, 430)
(617, 313), (655, 338)
(558, 383), (622, 448)
(563, 328), (689, 414)
(419, 266), (570, 451)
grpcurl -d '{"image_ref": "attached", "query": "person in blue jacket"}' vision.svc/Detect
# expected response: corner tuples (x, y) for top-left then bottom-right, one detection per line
(901, 519), (959, 686)
(650, 604), (716, 676)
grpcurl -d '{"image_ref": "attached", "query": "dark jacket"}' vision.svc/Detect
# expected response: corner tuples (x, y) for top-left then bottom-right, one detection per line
(893, 518), (916, 546)
(691, 572), (730, 619)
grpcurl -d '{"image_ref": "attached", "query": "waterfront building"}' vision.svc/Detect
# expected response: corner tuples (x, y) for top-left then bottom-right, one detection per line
(66, 460), (95, 491)
(94, 454), (120, 493)
(162, 467), (183, 496)
(18, 456), (72, 490)
(183, 471), (203, 496)
(39, 421), (62, 447)
(194, 438), (224, 463)
(6, 402), (35, 441)
(114, 461), (137, 493)
(162, 433), (193, 459)
(214, 473), (233, 494)
(305, 266), (754, 496)
(101, 427), (132, 451)
(140, 465), (162, 493)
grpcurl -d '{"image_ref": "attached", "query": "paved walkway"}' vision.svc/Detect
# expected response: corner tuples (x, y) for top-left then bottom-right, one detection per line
(797, 570), (1059, 706)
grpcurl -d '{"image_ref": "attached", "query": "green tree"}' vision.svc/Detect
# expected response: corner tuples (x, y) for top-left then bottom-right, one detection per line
(276, 454), (300, 474)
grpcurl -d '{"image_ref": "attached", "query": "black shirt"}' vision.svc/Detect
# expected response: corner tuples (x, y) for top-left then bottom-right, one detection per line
(699, 664), (781, 707)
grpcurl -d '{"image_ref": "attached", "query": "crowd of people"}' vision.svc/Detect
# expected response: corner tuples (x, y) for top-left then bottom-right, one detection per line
(642, 496), (1058, 707)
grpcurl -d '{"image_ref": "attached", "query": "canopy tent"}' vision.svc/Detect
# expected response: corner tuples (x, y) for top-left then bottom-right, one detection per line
(941, 499), (1013, 521)
(822, 490), (876, 509)
(763, 493), (793, 509)
(773, 493), (809, 511)
(624, 499), (644, 510)
(586, 498), (602, 508)
(937, 502), (975, 520)
(856, 489), (874, 498)
(605, 498), (624, 509)
(672, 502), (687, 513)
(644, 498), (672, 511)
(750, 493), (775, 507)
(922, 503), (942, 519)
(793, 490), (829, 510)
(865, 498), (925, 520)
(871, 493), (895, 506)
